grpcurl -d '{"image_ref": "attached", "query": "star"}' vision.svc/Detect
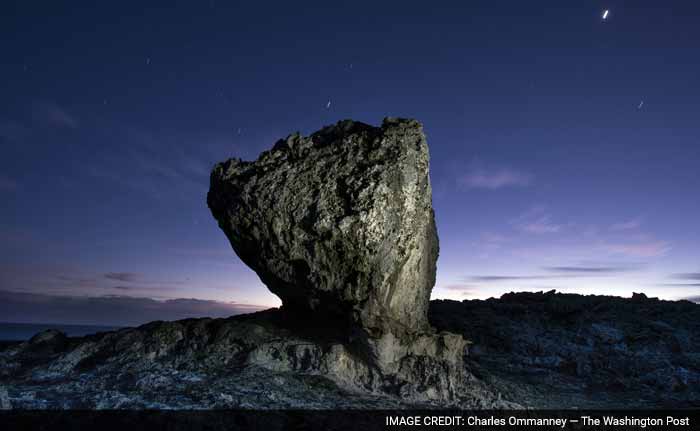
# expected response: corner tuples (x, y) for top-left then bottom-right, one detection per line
(146, 57), (151, 65)
(602, 9), (609, 20)
(638, 100), (644, 109)
(326, 100), (331, 109)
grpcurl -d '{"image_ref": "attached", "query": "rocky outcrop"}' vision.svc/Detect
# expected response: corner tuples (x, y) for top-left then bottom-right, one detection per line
(208, 118), (437, 337)
(3, 117), (696, 410)
(431, 291), (700, 408)
(2, 293), (698, 409)
(0, 309), (507, 408)
(207, 118), (467, 401)
(0, 118), (479, 408)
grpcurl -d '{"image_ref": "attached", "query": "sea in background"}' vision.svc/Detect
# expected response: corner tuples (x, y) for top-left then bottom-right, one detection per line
(0, 322), (125, 341)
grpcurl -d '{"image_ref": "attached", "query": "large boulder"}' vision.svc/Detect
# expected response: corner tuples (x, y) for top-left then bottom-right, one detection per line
(208, 118), (438, 338)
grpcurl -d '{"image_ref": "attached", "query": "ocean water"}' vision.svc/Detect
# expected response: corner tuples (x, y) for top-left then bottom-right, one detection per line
(0, 322), (124, 341)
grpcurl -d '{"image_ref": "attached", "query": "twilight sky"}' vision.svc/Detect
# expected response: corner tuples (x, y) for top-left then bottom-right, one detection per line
(1, 1), (699, 325)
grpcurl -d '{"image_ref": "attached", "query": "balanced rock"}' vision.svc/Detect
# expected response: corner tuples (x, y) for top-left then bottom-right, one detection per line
(208, 118), (438, 338)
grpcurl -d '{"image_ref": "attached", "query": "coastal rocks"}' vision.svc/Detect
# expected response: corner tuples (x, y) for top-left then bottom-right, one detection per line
(0, 310), (508, 408)
(2, 118), (697, 409)
(430, 291), (700, 408)
(1, 293), (698, 408)
(207, 118), (468, 402)
(26, 329), (68, 355)
(207, 118), (438, 338)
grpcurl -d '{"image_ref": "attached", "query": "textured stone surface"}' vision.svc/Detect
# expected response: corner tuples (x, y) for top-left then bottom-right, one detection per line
(2, 294), (699, 409)
(431, 291), (700, 408)
(207, 118), (438, 337)
(206, 118), (467, 400)
(0, 119), (480, 409)
(0, 310), (509, 408)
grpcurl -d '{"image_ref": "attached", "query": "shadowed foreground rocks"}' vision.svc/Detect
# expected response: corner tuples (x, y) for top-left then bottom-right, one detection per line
(1, 293), (699, 408)
(432, 291), (700, 408)
(0, 308), (503, 408)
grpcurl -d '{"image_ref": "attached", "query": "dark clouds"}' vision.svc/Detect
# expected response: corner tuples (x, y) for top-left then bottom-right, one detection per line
(104, 272), (141, 282)
(673, 273), (700, 281)
(0, 264), (193, 297)
(0, 290), (268, 326)
(464, 264), (640, 283)
(466, 275), (554, 282)
(544, 266), (635, 274)
(658, 273), (700, 288)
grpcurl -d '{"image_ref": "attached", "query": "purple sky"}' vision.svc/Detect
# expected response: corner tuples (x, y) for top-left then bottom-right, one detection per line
(1, 1), (699, 325)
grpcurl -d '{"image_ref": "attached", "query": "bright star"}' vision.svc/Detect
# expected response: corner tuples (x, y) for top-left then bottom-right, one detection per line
(602, 9), (609, 20)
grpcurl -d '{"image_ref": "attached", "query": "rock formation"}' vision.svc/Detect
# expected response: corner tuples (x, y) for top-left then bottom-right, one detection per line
(208, 118), (437, 337)
(3, 118), (697, 410)
(208, 118), (467, 400)
(2, 292), (699, 409)
(3, 291), (699, 409)
(431, 291), (700, 408)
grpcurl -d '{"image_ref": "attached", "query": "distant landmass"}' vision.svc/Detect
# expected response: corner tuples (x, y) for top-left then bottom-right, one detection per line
(0, 322), (124, 342)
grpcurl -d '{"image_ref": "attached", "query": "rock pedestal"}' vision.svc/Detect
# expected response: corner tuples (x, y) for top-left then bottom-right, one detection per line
(208, 118), (438, 334)
(208, 118), (466, 401)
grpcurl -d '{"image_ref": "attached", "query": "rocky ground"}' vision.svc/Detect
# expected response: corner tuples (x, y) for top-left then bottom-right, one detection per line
(0, 308), (504, 409)
(1, 291), (698, 409)
(432, 291), (700, 408)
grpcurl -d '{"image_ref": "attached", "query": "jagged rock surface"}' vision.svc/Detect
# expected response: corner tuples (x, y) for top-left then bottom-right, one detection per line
(207, 118), (468, 402)
(0, 309), (506, 409)
(431, 291), (700, 408)
(207, 118), (437, 338)
(1, 293), (698, 409)
(0, 118), (477, 408)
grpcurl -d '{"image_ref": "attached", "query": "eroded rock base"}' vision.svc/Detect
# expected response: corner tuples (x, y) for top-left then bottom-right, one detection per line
(0, 309), (509, 409)
(4, 292), (697, 408)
